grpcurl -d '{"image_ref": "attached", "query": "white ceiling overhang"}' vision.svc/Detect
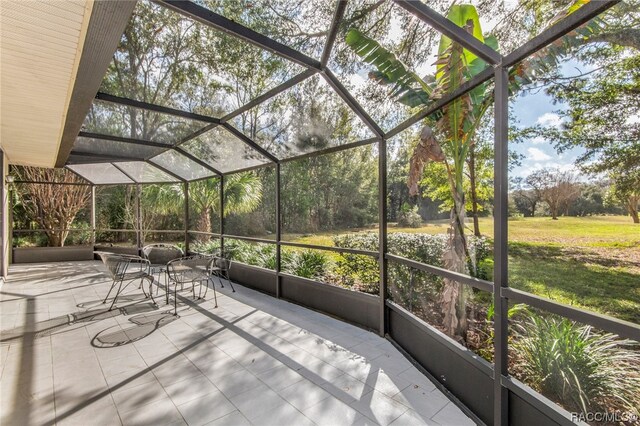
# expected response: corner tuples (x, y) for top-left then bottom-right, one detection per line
(0, 0), (93, 167)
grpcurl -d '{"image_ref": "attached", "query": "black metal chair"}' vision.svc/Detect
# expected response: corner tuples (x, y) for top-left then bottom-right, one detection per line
(166, 255), (218, 315)
(96, 252), (155, 311)
(210, 253), (235, 292)
(142, 243), (184, 297)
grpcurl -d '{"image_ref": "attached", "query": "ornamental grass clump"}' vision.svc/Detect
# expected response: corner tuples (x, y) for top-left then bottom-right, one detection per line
(511, 313), (640, 418)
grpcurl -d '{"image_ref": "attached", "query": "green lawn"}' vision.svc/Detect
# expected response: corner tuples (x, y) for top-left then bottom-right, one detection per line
(286, 215), (640, 323)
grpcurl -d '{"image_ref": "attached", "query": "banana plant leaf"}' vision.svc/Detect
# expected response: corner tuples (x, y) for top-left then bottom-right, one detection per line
(345, 28), (434, 107)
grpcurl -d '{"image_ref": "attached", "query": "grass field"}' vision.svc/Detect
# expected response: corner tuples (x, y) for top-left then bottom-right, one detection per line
(286, 215), (640, 323)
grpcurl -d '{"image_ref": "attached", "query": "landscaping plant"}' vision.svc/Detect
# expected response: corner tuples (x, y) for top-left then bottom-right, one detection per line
(511, 313), (640, 418)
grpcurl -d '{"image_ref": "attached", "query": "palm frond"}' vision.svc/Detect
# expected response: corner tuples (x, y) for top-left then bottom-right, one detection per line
(345, 28), (433, 107)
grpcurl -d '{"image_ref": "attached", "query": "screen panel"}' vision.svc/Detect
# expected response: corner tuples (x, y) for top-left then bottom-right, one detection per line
(181, 127), (271, 173)
(67, 163), (134, 185)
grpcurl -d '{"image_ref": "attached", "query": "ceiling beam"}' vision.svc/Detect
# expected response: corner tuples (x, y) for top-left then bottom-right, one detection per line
(220, 68), (317, 123)
(221, 123), (280, 163)
(153, 0), (322, 70)
(320, 0), (348, 68)
(173, 147), (223, 176)
(145, 160), (186, 182)
(68, 150), (146, 163)
(95, 92), (220, 124)
(502, 0), (619, 67)
(56, 0), (137, 167)
(393, 0), (502, 65)
(322, 69), (384, 138)
(385, 66), (493, 140)
(78, 131), (169, 148)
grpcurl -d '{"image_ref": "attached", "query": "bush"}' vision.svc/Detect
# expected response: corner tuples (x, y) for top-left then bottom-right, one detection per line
(285, 249), (329, 280)
(397, 205), (422, 228)
(332, 232), (491, 299)
(511, 313), (640, 417)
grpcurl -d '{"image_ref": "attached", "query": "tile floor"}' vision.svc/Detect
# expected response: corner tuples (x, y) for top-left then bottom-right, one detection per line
(0, 261), (474, 426)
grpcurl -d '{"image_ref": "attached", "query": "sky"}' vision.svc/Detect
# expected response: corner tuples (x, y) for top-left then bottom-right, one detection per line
(509, 59), (594, 180)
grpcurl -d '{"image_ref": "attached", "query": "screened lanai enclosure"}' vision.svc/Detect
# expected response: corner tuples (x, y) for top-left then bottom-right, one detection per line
(2, 0), (640, 425)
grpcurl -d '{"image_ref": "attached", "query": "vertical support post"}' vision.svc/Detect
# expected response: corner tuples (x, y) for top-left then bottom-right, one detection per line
(135, 184), (142, 256)
(219, 175), (224, 255)
(90, 185), (96, 248)
(275, 163), (282, 298)
(184, 182), (190, 254)
(378, 138), (388, 337)
(493, 65), (509, 426)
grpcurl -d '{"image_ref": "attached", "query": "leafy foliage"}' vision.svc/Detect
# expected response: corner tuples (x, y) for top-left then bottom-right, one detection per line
(512, 313), (640, 416)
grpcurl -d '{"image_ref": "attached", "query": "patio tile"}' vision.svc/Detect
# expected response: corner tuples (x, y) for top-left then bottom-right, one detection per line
(397, 368), (437, 392)
(111, 380), (168, 413)
(388, 409), (439, 426)
(392, 386), (450, 418)
(302, 395), (366, 426)
(228, 384), (288, 421)
(99, 353), (148, 377)
(212, 368), (263, 399)
(431, 402), (475, 426)
(349, 390), (409, 426)
(203, 410), (250, 426)
(56, 392), (122, 426)
(1, 262), (469, 426)
(164, 375), (218, 406)
(320, 373), (374, 404)
(277, 378), (333, 411)
(176, 391), (237, 426)
(119, 396), (185, 426)
(256, 363), (304, 391)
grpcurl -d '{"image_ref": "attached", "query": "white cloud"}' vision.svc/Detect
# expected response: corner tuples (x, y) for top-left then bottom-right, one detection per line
(526, 147), (552, 161)
(531, 136), (546, 145)
(536, 112), (563, 128)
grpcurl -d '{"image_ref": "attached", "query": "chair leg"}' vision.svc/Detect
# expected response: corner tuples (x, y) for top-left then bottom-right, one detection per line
(148, 278), (156, 305)
(174, 281), (178, 316)
(224, 270), (235, 292)
(211, 280), (218, 308)
(108, 278), (125, 311)
(141, 277), (148, 298)
(165, 271), (170, 305)
(102, 278), (117, 304)
(201, 278), (208, 299)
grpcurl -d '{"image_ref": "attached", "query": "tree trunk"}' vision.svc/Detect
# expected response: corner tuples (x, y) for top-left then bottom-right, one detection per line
(468, 149), (481, 237)
(441, 189), (470, 341)
(628, 197), (639, 224)
(197, 208), (212, 234)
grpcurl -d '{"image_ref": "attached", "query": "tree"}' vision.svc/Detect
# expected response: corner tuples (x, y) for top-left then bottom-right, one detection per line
(607, 177), (640, 224)
(13, 168), (91, 247)
(524, 1), (640, 223)
(525, 168), (580, 219)
(189, 173), (263, 234)
(512, 189), (541, 217)
(346, 4), (501, 339)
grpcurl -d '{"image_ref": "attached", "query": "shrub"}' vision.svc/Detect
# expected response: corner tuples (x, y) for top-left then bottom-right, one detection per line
(190, 239), (221, 254)
(397, 205), (422, 228)
(511, 313), (640, 417)
(332, 232), (491, 301)
(282, 248), (329, 280)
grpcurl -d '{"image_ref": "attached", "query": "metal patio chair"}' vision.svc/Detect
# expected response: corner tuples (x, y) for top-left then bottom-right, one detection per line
(209, 254), (235, 292)
(166, 255), (218, 315)
(142, 243), (184, 297)
(96, 252), (155, 311)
